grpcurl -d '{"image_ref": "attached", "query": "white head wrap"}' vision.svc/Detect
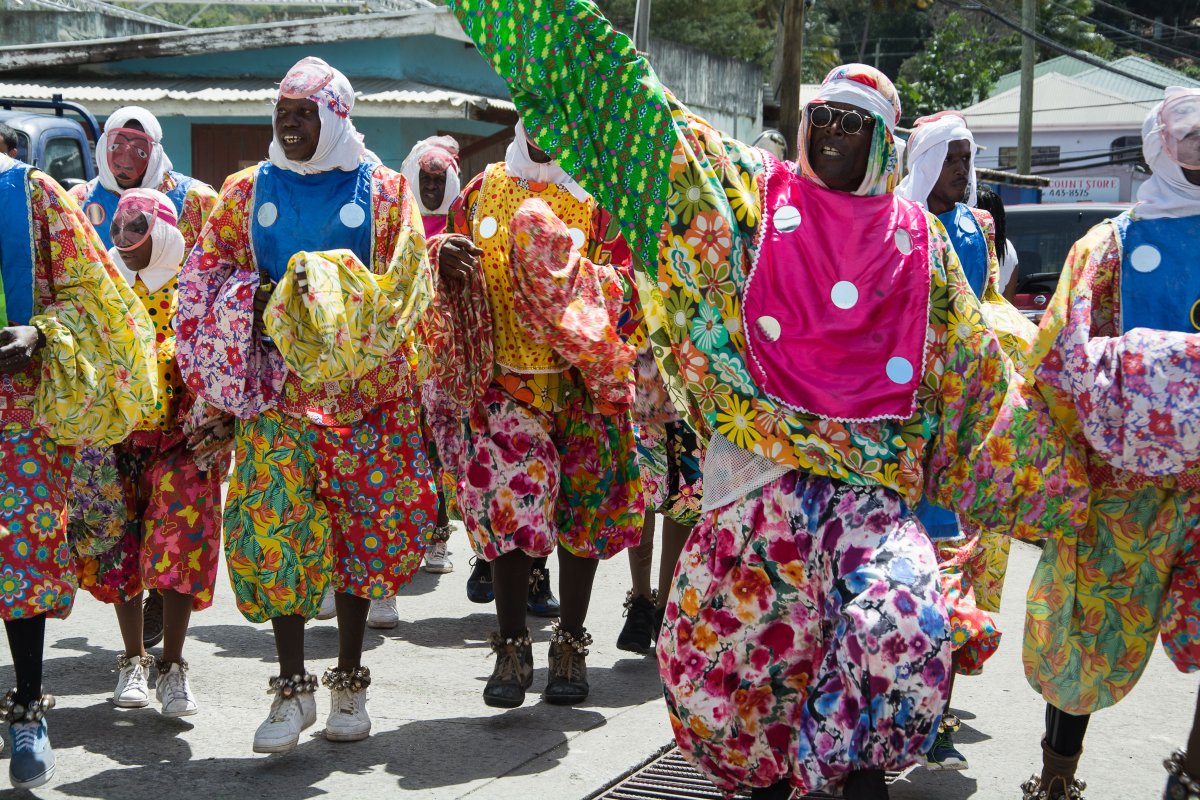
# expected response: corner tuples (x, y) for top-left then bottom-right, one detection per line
(108, 188), (185, 293)
(268, 57), (367, 175)
(896, 112), (977, 209)
(0, 153), (14, 175)
(401, 135), (462, 216)
(505, 120), (591, 203)
(1135, 87), (1200, 220)
(96, 106), (174, 194)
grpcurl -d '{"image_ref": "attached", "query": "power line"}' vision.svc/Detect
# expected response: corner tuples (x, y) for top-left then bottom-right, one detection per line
(964, 98), (1155, 117)
(1046, 1), (1200, 62)
(1088, 0), (1200, 44)
(941, 0), (1169, 91)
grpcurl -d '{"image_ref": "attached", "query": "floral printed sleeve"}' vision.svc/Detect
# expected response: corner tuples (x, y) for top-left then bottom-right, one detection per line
(175, 168), (288, 420)
(179, 182), (218, 252)
(28, 172), (156, 446)
(922, 217), (1088, 540)
(1032, 222), (1200, 476)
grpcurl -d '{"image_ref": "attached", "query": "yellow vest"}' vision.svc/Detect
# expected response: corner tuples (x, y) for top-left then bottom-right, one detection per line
(475, 162), (595, 374)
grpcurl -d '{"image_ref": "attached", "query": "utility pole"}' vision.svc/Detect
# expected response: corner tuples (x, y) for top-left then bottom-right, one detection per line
(1016, 0), (1036, 174)
(779, 0), (808, 161)
(633, 0), (652, 53)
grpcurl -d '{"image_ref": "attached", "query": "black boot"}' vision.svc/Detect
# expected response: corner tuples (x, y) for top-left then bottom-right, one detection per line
(466, 557), (494, 604)
(483, 630), (533, 708)
(526, 557), (560, 617)
(544, 623), (591, 705)
(616, 590), (657, 653)
(142, 590), (164, 648)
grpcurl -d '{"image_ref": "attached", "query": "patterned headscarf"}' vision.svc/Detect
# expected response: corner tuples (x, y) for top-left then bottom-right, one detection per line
(268, 56), (367, 175)
(796, 64), (902, 197)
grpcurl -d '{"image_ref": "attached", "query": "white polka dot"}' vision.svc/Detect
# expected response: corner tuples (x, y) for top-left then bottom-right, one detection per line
(687, 186), (702, 203)
(830, 281), (859, 310)
(568, 227), (587, 251)
(1130, 244), (1162, 273)
(958, 214), (978, 234)
(886, 356), (914, 385)
(479, 216), (498, 240)
(774, 205), (802, 233)
(756, 315), (782, 342)
(256, 201), (278, 228)
(339, 203), (366, 229)
(894, 228), (913, 255)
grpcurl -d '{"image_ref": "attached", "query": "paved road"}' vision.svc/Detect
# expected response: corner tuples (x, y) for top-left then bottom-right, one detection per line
(0, 528), (1191, 799)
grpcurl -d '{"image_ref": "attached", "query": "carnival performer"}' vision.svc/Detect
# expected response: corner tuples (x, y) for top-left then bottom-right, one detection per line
(175, 56), (437, 754)
(0, 154), (155, 788)
(616, 338), (704, 654)
(444, 3), (1089, 797)
(896, 110), (1027, 771)
(70, 105), (218, 651)
(429, 120), (644, 707)
(72, 189), (228, 719)
(71, 106), (216, 251)
(1021, 89), (1200, 800)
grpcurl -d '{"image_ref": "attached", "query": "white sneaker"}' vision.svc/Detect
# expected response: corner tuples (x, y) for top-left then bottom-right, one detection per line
(367, 597), (399, 629)
(112, 654), (153, 708)
(324, 673), (371, 742)
(316, 589), (338, 621)
(423, 539), (454, 574)
(252, 684), (317, 754)
(156, 661), (198, 718)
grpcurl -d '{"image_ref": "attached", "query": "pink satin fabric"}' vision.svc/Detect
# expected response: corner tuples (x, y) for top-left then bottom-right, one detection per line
(743, 154), (931, 422)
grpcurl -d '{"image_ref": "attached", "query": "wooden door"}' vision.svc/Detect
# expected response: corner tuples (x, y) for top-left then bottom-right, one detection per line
(191, 123), (273, 190)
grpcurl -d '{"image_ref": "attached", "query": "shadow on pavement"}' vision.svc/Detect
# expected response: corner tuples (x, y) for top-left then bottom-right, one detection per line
(50, 711), (605, 799)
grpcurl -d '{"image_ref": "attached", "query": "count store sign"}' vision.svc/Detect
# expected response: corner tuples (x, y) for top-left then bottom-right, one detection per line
(1043, 176), (1121, 203)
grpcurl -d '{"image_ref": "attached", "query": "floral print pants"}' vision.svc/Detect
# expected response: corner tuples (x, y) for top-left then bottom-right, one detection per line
(224, 397), (437, 623)
(636, 420), (704, 527)
(77, 435), (226, 610)
(1025, 483), (1200, 715)
(455, 385), (644, 561)
(658, 470), (950, 795)
(0, 428), (75, 621)
(935, 534), (1002, 676)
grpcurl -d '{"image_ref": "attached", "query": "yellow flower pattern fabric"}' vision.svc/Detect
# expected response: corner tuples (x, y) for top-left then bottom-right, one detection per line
(265, 245), (432, 386)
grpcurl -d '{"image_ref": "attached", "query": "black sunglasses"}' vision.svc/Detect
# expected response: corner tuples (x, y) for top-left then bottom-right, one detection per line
(808, 104), (875, 136)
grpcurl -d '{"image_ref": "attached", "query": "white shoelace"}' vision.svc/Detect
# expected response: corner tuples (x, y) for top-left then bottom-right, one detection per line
(333, 689), (361, 716)
(161, 670), (189, 704)
(11, 723), (40, 752)
(267, 695), (302, 724)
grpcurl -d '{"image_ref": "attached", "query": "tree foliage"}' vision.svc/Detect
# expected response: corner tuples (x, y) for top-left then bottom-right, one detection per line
(895, 11), (1006, 120)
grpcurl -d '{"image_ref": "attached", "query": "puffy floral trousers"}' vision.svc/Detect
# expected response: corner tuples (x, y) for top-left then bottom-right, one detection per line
(0, 428), (75, 621)
(455, 385), (644, 561)
(76, 433), (226, 611)
(658, 470), (951, 795)
(224, 397), (437, 623)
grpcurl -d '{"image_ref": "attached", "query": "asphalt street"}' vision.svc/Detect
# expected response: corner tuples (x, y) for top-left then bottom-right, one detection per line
(0, 528), (1189, 799)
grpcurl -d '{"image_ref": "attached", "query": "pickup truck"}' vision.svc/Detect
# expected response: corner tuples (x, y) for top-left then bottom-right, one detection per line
(0, 95), (99, 190)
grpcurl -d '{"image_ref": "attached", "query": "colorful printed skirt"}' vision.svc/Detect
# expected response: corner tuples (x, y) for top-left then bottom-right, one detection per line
(224, 396), (437, 623)
(636, 419), (703, 527)
(1025, 483), (1200, 715)
(76, 433), (226, 611)
(0, 428), (75, 621)
(658, 470), (950, 795)
(455, 384), (644, 561)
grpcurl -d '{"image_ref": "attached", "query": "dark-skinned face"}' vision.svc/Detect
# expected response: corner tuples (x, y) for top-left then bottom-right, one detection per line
(419, 169), (447, 210)
(928, 138), (973, 215)
(526, 140), (554, 164)
(274, 97), (321, 162)
(113, 215), (153, 271)
(806, 102), (874, 193)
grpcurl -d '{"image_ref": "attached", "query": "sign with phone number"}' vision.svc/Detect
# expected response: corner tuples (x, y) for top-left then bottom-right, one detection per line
(1043, 176), (1121, 203)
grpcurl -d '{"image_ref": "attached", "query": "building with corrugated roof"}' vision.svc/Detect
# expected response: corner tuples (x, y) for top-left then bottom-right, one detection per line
(961, 55), (1199, 202)
(0, 5), (761, 190)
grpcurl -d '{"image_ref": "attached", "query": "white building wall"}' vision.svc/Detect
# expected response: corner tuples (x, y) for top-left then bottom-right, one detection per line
(972, 127), (1139, 171)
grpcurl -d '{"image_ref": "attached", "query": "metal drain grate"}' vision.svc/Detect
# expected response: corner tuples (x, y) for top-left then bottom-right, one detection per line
(591, 746), (903, 800)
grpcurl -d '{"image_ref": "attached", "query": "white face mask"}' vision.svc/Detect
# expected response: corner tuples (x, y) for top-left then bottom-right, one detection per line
(1161, 92), (1200, 170)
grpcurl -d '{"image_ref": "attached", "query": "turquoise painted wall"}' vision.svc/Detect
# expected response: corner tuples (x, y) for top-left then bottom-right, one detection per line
(94, 35), (508, 97)
(142, 114), (500, 178)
